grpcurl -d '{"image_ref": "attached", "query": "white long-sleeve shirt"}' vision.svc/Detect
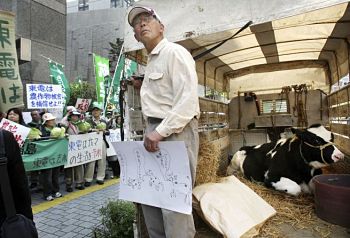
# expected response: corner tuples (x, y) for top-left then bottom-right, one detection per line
(140, 38), (200, 137)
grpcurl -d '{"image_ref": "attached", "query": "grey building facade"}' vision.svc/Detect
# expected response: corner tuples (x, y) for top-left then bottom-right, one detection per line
(65, 7), (126, 83)
(67, 0), (129, 13)
(0, 0), (66, 85)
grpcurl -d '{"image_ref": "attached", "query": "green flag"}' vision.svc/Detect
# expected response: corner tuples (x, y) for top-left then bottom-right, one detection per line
(110, 55), (137, 109)
(48, 61), (70, 107)
(93, 54), (109, 105)
(22, 138), (68, 171)
(0, 11), (24, 112)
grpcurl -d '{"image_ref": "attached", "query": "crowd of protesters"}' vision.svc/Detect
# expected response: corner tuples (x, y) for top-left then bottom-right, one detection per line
(0, 102), (121, 201)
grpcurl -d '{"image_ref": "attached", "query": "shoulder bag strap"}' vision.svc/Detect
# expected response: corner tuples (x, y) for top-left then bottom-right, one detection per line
(0, 129), (17, 217)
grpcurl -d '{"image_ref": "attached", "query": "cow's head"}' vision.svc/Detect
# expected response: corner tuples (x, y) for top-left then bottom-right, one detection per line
(291, 124), (344, 168)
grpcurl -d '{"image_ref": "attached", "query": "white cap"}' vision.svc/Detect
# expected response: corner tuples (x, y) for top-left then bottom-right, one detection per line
(128, 6), (161, 26)
(67, 106), (76, 112)
(71, 110), (81, 116)
(42, 113), (56, 124)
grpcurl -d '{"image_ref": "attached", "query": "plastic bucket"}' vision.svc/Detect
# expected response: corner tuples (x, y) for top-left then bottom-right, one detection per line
(313, 174), (350, 228)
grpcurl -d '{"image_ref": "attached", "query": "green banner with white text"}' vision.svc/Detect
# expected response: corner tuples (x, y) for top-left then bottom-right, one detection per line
(22, 138), (68, 171)
(49, 61), (70, 108)
(110, 55), (137, 109)
(93, 54), (109, 105)
(0, 11), (24, 112)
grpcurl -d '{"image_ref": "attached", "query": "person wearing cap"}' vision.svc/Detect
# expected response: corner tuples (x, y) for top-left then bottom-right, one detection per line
(129, 6), (200, 238)
(84, 102), (109, 186)
(61, 107), (85, 192)
(40, 113), (62, 201)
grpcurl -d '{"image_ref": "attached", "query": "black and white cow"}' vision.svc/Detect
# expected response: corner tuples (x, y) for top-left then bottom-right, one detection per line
(227, 124), (344, 196)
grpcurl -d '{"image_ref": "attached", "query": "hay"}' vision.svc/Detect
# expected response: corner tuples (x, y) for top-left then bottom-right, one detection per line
(322, 157), (350, 174)
(195, 140), (220, 186)
(230, 173), (336, 238)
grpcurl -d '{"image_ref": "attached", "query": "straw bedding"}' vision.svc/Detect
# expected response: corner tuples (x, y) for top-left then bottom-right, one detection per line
(232, 172), (338, 238)
(195, 139), (220, 186)
(195, 139), (349, 237)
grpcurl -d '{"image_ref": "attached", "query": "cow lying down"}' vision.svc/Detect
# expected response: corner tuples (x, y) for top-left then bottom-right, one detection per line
(227, 124), (344, 196)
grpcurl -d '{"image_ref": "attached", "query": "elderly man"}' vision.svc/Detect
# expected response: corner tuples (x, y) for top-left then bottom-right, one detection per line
(128, 6), (200, 238)
(27, 110), (42, 189)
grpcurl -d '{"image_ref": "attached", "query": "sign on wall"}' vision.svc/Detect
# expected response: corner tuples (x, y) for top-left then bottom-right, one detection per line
(26, 84), (64, 109)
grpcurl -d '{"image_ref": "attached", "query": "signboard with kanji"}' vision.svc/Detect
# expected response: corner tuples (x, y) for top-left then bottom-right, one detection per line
(65, 132), (103, 168)
(0, 11), (24, 112)
(26, 84), (64, 109)
(75, 98), (91, 112)
(0, 118), (30, 147)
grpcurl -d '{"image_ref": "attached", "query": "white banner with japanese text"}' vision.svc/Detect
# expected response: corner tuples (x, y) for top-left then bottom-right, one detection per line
(0, 11), (24, 112)
(26, 84), (64, 109)
(106, 129), (121, 156)
(0, 118), (30, 147)
(65, 132), (103, 168)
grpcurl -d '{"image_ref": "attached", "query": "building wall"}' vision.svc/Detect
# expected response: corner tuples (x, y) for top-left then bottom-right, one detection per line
(65, 7), (126, 83)
(0, 0), (66, 107)
(67, 0), (128, 13)
(229, 90), (329, 130)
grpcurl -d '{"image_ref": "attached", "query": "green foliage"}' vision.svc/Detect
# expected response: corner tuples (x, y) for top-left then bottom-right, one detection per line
(93, 200), (136, 238)
(69, 81), (97, 106)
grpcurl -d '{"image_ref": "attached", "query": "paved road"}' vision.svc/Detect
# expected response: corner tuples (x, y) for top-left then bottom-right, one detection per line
(31, 179), (119, 238)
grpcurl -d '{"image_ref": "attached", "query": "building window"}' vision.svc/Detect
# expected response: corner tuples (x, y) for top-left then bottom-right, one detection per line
(78, 0), (89, 11)
(260, 99), (288, 114)
(111, 0), (118, 8)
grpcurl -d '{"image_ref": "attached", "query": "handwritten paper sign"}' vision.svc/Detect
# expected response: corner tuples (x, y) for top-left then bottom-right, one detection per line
(65, 132), (103, 168)
(26, 84), (64, 109)
(0, 118), (30, 147)
(106, 129), (121, 156)
(112, 141), (192, 214)
(75, 98), (91, 112)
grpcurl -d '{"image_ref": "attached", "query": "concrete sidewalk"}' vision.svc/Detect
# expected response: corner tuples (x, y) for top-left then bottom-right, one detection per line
(32, 180), (119, 238)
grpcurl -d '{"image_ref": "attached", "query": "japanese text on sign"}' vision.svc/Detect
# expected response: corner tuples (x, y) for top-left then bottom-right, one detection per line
(21, 138), (68, 171)
(26, 84), (64, 109)
(0, 11), (24, 112)
(75, 98), (91, 112)
(65, 132), (103, 168)
(0, 118), (30, 147)
(106, 129), (121, 156)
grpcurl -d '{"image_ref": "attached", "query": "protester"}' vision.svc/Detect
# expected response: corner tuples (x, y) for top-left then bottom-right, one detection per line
(128, 6), (200, 237)
(106, 114), (121, 179)
(6, 107), (26, 126)
(115, 115), (122, 128)
(28, 110), (42, 128)
(0, 129), (34, 227)
(0, 112), (5, 121)
(27, 110), (42, 189)
(84, 102), (108, 186)
(61, 107), (85, 192)
(40, 113), (62, 201)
